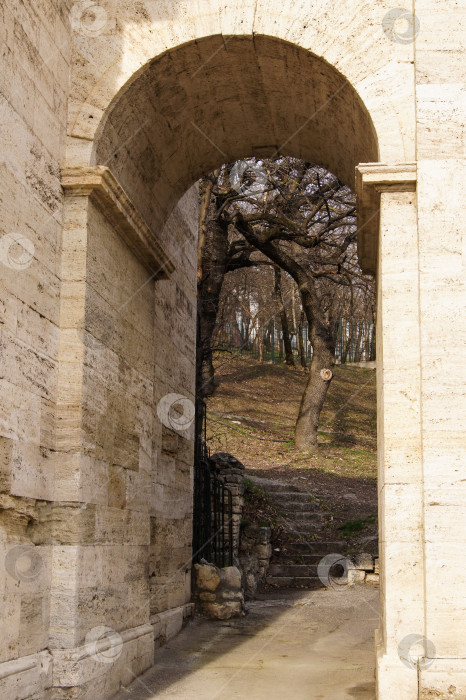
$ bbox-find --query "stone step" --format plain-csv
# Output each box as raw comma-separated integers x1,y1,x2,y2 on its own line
288,528,323,537
248,479,301,493
275,505,321,515
289,511,322,521
271,553,323,566
270,492,314,503
288,524,325,534
268,563,319,577
281,541,346,555
278,513,322,523
266,576,322,589
274,504,320,514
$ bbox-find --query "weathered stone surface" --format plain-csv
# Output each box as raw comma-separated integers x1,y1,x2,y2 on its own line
199,592,216,602
0,2,465,699
220,591,244,602
200,601,243,621
210,453,245,555
239,556,261,596
194,564,221,592
350,553,374,572
219,566,242,591
151,604,193,648
193,563,245,619
239,526,272,597
348,569,366,585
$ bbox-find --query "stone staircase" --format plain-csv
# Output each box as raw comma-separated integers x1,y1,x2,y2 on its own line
248,476,346,589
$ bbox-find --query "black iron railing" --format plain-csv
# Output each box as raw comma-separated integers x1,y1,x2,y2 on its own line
193,399,233,567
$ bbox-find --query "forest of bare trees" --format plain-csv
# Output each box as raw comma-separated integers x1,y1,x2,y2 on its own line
196,157,376,449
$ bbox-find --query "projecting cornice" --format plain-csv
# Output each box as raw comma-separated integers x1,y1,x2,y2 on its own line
61,166,175,279
355,162,417,276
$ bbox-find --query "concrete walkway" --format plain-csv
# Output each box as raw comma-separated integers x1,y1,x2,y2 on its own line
113,585,378,700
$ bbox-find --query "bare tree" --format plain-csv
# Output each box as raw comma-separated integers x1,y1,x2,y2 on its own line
197,157,375,448
196,175,229,397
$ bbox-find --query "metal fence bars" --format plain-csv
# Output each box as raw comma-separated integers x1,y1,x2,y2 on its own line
193,399,233,567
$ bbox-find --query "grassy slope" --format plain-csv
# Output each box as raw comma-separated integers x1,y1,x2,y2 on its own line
206,354,378,553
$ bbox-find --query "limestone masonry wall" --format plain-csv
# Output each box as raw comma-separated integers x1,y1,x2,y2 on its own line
0,1,73,696
0,1,464,699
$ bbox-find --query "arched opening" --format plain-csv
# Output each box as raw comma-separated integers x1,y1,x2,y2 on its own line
95,26,377,666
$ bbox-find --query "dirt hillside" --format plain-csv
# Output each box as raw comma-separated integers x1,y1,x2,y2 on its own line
205,354,378,554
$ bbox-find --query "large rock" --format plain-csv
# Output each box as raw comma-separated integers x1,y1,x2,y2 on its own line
348,568,366,585
219,566,242,590
201,601,243,620
194,563,220,592
193,563,245,619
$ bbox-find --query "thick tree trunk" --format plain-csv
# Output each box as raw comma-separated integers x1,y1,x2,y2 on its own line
294,333,334,449
242,317,250,350
294,290,336,448
196,216,229,398
274,268,295,367
264,322,272,353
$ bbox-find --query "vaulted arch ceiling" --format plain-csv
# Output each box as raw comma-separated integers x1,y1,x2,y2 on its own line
94,35,378,234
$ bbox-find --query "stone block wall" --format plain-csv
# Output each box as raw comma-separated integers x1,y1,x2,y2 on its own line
0,3,201,690
239,525,273,598
0,1,73,695
1,77,198,699
209,452,245,556
149,185,198,630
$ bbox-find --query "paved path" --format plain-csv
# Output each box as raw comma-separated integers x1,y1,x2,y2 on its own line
113,585,378,700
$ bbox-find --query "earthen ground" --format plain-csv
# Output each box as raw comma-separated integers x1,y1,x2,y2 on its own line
207,357,378,553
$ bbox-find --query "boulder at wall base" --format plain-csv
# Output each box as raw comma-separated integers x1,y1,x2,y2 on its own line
201,601,243,620
219,565,242,590
194,564,245,618
194,563,221,592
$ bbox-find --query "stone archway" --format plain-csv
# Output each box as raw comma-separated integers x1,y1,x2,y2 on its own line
57,22,423,698
2,2,464,699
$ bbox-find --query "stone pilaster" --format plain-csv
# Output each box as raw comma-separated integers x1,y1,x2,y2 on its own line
357,163,424,699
